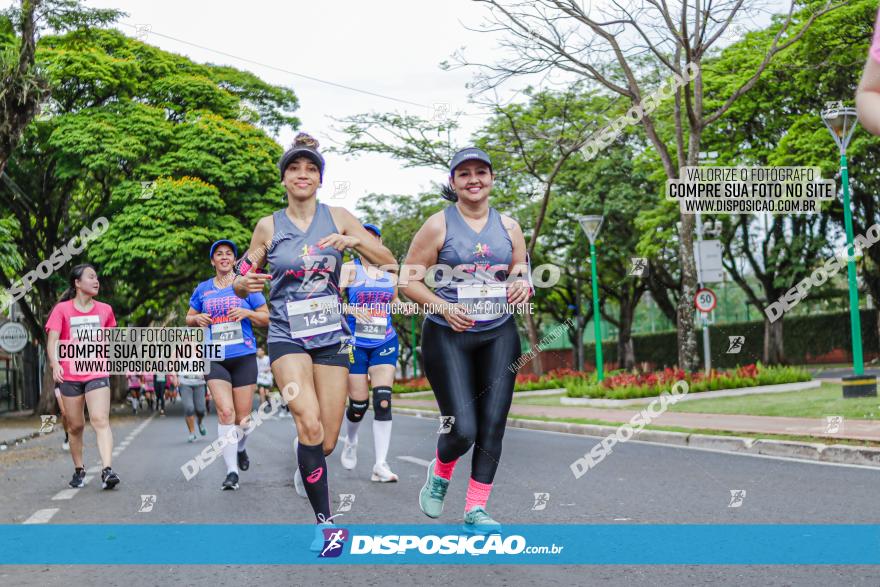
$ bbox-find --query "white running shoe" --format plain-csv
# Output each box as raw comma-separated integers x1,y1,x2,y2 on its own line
340,438,357,470
371,461,399,483
293,437,307,498
294,468,307,498
62,439,69,451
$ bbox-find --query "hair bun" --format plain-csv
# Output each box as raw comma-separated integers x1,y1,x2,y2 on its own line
292,132,319,150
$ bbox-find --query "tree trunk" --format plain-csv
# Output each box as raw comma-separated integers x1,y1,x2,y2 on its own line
578,315,587,371
524,312,542,375
677,213,699,370
617,302,636,371
762,317,785,365
37,360,55,415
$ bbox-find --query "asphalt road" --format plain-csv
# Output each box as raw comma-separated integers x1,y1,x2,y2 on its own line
1,399,878,586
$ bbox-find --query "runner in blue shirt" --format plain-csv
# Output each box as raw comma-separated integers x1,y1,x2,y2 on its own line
186,239,269,490
339,223,400,483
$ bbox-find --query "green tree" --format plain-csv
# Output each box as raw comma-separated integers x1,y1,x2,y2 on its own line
2,27,298,411
698,0,876,362
460,0,848,371
0,0,120,176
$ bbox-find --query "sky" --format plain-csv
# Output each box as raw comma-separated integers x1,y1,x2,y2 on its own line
80,0,511,214
65,0,780,216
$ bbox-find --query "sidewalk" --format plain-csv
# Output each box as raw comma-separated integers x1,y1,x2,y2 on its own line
0,416,43,446
0,404,137,447
395,397,880,443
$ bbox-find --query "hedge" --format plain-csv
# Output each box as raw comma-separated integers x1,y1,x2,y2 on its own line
566,364,812,399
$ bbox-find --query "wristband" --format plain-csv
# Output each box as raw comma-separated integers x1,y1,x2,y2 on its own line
234,255,254,277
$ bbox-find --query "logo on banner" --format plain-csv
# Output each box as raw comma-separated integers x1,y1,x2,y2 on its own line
319,528,349,558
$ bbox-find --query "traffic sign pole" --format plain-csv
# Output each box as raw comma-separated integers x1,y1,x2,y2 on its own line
694,287,717,374
695,214,711,375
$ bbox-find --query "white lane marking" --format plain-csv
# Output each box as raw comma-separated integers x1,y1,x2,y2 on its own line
396,414,880,472
23,509,59,524
83,475,94,485
398,455,431,467
51,489,79,501
86,466,102,474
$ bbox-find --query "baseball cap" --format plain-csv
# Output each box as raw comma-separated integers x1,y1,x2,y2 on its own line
210,239,238,259
449,147,492,176
278,146,325,181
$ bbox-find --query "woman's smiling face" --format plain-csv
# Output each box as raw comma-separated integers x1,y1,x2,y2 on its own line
450,160,494,203
282,157,321,200
211,244,235,273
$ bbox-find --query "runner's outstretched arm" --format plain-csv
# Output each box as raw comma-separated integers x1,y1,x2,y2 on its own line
233,216,274,299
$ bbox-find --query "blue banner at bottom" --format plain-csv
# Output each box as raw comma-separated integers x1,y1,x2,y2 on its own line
2,524,879,564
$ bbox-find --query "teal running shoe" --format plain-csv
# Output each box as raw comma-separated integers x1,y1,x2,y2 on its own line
418,459,449,519
462,506,502,535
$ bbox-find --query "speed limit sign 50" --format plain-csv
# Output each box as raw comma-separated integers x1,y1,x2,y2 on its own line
694,288,717,313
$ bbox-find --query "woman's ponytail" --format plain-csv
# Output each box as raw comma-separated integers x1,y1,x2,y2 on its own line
440,184,458,203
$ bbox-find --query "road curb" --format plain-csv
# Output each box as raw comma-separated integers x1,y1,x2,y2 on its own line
0,429,48,450
394,407,880,468
0,405,149,450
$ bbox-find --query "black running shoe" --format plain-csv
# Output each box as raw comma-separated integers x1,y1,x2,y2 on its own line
237,449,250,471
69,467,86,488
222,472,239,491
101,467,120,490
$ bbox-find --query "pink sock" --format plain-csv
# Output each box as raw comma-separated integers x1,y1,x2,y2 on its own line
465,478,493,512
433,450,458,480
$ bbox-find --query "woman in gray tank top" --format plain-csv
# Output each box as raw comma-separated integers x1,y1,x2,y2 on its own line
402,147,533,533
232,133,396,549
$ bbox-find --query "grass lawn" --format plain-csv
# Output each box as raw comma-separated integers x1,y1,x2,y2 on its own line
667,383,880,420
510,383,880,420
512,393,569,407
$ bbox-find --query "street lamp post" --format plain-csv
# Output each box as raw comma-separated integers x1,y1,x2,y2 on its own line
821,103,875,397
578,215,605,381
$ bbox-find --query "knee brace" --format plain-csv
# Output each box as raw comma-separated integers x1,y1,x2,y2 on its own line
346,398,369,422
372,386,392,421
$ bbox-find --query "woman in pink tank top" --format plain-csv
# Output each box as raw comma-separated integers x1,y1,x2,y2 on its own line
45,263,121,491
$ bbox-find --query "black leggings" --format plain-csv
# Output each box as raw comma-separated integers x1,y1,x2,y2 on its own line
422,317,520,484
